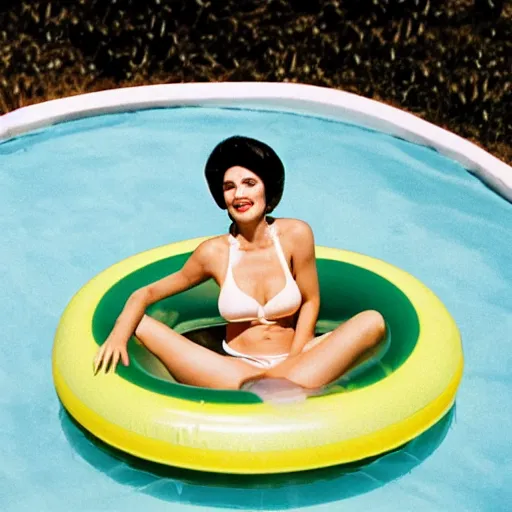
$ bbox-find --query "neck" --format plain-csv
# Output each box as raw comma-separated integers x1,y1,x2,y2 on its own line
232,216,271,248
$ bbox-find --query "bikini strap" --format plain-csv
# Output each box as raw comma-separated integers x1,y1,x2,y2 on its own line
268,224,292,279
227,234,242,266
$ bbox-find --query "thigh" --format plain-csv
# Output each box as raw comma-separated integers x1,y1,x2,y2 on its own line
266,310,385,387
135,315,265,389
263,331,332,377
302,331,332,352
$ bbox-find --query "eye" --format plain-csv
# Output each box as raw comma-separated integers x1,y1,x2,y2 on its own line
223,183,235,191
244,179,256,187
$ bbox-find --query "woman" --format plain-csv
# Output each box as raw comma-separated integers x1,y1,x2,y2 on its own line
94,136,385,392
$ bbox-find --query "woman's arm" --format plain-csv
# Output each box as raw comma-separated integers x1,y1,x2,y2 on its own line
287,221,320,356
94,238,220,373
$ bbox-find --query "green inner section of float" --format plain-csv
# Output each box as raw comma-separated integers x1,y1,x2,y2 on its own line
92,252,420,404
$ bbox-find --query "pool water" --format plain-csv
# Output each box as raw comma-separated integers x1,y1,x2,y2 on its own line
1,107,511,511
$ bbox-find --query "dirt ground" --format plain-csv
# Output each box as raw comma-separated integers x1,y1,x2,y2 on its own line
1,1,510,163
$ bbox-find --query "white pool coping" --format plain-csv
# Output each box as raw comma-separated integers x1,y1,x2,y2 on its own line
1,82,511,203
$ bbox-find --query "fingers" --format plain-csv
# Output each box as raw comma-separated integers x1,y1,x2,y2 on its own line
94,346,113,375
93,344,106,374
93,344,129,375
120,347,130,367
111,351,120,374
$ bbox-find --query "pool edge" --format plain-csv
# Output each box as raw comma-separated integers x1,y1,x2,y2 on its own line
0,82,510,203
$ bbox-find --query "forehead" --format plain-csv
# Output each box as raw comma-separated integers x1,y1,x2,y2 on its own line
223,166,261,182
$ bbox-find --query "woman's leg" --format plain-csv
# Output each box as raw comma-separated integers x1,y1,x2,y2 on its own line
135,315,265,389
265,310,386,389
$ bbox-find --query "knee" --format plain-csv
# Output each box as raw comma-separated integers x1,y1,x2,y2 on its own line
360,310,386,346
134,314,146,338
134,314,153,340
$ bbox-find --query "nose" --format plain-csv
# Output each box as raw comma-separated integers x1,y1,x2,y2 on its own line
234,183,246,198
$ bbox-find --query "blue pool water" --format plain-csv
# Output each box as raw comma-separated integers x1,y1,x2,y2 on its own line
1,107,511,511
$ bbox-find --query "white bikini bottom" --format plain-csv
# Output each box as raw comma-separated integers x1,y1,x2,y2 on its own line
222,332,331,369
222,341,288,368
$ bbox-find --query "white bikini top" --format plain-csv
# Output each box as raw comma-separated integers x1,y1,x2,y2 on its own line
218,224,302,325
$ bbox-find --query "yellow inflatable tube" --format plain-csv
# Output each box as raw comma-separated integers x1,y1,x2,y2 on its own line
53,238,463,474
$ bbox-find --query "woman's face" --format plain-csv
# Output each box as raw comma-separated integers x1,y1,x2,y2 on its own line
223,166,266,223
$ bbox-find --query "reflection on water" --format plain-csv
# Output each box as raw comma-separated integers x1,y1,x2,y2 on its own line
60,405,455,510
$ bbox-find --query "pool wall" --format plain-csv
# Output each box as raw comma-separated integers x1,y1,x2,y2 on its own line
1,82,511,203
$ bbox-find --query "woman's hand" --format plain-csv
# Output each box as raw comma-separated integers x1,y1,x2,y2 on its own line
92,289,149,375
93,333,130,375
91,239,217,375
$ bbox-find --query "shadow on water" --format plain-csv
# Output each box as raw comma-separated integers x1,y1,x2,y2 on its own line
60,406,455,510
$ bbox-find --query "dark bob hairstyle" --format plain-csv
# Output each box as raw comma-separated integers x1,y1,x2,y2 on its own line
204,136,285,213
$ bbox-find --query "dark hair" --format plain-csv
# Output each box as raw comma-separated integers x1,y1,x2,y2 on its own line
204,136,285,213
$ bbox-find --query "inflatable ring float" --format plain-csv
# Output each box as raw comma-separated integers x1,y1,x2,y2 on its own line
52,237,463,474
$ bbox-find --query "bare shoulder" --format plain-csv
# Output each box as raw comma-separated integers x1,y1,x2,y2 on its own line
274,218,314,244
193,235,229,261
